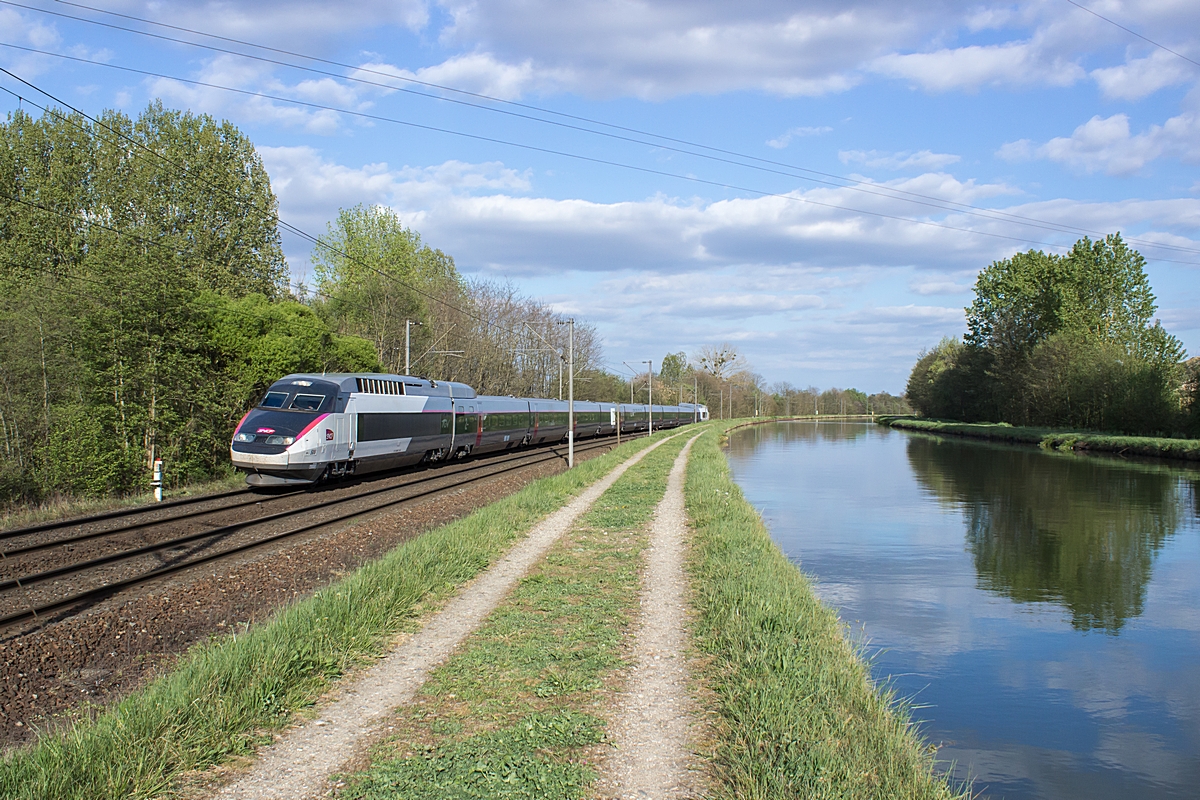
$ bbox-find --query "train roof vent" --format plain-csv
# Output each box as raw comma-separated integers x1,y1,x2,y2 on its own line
356,378,406,395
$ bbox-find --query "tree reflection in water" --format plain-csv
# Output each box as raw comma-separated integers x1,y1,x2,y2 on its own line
905,435,1197,634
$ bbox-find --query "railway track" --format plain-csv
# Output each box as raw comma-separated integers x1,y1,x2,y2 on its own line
0,434,641,631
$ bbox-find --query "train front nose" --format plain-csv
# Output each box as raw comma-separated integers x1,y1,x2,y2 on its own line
230,410,324,486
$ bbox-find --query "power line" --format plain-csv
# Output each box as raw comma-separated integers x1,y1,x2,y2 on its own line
3,0,1197,256
0,70,560,339
1064,0,1200,70
5,54,1197,265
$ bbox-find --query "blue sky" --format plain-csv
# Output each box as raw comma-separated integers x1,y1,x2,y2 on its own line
1,0,1197,393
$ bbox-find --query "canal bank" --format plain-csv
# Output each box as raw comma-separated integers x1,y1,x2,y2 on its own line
727,419,1200,800
0,421,963,799
880,417,1200,462
687,421,963,799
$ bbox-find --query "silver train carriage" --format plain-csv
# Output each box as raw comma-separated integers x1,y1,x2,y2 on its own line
230,373,706,487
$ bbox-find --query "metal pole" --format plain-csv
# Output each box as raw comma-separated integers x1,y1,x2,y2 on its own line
694,375,698,423
568,319,575,468
405,320,411,375
645,360,652,435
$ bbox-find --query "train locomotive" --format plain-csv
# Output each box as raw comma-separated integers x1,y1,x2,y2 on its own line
230,372,709,487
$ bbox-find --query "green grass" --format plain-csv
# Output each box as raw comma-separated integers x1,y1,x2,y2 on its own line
0,433,672,800
687,421,966,800
884,417,1200,461
336,433,692,800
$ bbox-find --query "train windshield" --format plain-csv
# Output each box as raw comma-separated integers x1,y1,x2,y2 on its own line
290,394,325,411
260,391,289,408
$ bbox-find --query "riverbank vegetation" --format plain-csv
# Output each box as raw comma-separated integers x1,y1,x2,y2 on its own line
0,433,664,799
881,417,1200,462
906,235,1197,438
687,423,963,799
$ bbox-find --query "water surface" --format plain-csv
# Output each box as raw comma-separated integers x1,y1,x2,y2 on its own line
726,421,1200,800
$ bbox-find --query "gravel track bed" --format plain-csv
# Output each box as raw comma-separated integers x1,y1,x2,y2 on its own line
0,446,602,621
0,438,622,751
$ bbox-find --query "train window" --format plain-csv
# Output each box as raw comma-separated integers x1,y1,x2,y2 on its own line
290,394,325,411
260,391,288,408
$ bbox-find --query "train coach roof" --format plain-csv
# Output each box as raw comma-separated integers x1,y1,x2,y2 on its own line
272,373,477,399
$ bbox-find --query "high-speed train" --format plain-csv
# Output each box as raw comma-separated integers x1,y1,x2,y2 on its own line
230,373,709,487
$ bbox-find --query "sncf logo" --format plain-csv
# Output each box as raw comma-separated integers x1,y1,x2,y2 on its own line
325,429,334,441
256,427,275,434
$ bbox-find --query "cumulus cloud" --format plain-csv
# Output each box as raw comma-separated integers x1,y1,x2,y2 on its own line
998,112,1200,175
767,126,834,149
148,54,373,135
870,41,1086,91
839,149,960,171
129,0,428,48
1092,50,1198,101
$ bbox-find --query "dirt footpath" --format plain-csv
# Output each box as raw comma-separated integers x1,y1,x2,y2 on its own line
211,435,678,800
596,432,706,799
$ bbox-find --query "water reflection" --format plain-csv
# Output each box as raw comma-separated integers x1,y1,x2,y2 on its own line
725,422,1200,800
905,436,1190,634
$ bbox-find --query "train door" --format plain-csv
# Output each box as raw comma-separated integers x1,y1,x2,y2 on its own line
346,396,358,458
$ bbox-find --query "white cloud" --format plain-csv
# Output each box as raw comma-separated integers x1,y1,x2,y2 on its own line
839,149,961,171
148,55,371,135
1092,50,1198,101
998,112,1200,175
870,41,1086,91
353,54,562,101
767,126,833,149
133,0,429,46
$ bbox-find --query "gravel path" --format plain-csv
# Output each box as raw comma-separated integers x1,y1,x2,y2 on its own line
212,435,677,800
598,432,706,800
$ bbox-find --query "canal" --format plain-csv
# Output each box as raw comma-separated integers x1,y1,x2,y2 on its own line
726,421,1200,800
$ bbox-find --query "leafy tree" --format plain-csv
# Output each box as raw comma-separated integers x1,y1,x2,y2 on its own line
313,205,463,373
910,235,1187,434
659,352,688,386
0,103,375,503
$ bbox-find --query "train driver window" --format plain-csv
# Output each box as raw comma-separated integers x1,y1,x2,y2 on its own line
290,394,325,411
260,391,288,408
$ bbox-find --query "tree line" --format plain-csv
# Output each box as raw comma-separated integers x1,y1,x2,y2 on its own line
906,234,1199,437
1,102,906,507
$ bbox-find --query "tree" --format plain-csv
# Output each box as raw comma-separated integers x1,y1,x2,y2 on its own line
313,204,464,374
909,234,1187,433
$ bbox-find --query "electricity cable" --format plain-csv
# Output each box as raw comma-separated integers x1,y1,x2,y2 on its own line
1064,0,1200,70
4,57,1197,265
0,74,566,339
2,0,1196,255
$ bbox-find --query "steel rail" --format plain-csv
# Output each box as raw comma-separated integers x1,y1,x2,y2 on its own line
0,488,250,541
0,433,643,629
0,437,603,559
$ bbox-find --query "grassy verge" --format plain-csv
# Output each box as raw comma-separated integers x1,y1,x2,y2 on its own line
336,432,692,799
0,472,245,531
0,433,669,800
688,421,965,800
882,417,1200,461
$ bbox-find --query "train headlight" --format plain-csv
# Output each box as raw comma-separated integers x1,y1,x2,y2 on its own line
265,435,295,445
234,432,255,442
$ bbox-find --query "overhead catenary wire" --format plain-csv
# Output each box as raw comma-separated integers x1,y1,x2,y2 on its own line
1063,0,1200,70
0,73,571,341
2,0,1197,257
4,58,1198,267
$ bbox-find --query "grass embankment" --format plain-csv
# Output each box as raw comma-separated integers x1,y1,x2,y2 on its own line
0,433,666,800
337,432,691,799
879,416,1200,461
687,423,964,799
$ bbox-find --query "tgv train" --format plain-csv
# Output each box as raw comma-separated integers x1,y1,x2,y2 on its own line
230,373,709,487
